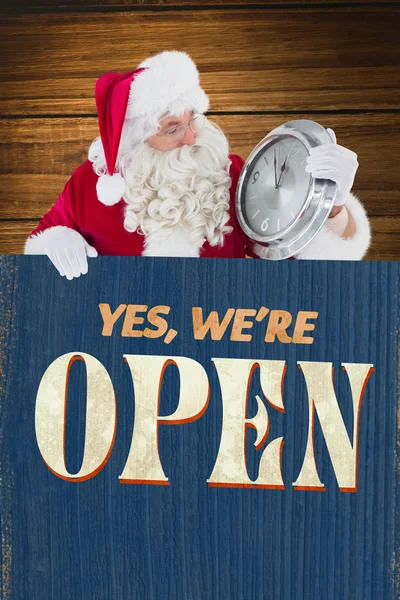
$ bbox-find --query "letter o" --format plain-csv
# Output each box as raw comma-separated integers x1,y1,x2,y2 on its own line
35,352,116,481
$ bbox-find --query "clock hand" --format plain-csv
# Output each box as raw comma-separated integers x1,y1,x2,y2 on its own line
277,161,286,188
274,148,278,188
277,145,293,188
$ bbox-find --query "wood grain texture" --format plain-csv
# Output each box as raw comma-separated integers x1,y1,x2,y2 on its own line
1,257,398,599
1,7,399,114
2,67,399,115
3,1,400,7
0,217,397,259
0,114,398,216
0,256,15,600
0,4,399,260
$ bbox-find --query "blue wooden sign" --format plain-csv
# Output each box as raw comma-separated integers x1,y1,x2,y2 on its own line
0,256,399,599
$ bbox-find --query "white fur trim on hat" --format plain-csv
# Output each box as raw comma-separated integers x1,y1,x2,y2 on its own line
96,172,126,206
127,51,209,120
295,192,371,260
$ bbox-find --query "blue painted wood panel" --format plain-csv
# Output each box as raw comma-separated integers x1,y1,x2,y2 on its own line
0,256,399,599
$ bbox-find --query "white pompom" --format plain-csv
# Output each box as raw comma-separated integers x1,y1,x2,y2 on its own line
96,173,126,206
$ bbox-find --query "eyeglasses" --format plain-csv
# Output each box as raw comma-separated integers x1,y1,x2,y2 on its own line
156,113,206,144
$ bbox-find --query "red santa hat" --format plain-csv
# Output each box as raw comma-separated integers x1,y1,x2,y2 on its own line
94,50,210,206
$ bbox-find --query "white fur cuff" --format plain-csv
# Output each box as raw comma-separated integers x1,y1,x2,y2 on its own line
24,225,74,254
295,192,371,261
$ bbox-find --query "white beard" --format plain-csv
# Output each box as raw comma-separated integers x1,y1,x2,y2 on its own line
121,118,233,257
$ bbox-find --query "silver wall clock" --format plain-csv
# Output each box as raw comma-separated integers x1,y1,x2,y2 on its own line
235,119,338,259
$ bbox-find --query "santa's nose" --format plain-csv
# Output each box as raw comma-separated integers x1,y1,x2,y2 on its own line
179,126,196,146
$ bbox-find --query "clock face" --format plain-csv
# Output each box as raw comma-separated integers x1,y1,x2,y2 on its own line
241,135,312,238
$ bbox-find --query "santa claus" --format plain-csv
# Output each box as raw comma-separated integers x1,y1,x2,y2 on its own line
24,51,371,279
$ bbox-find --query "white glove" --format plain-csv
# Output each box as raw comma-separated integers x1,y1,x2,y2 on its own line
44,227,98,280
305,128,359,206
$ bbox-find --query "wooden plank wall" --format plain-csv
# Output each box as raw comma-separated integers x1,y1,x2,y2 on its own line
0,1,399,260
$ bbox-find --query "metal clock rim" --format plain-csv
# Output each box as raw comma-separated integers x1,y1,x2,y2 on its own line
235,120,338,259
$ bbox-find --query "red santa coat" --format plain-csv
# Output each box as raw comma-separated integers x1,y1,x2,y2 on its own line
26,154,371,260
28,154,250,258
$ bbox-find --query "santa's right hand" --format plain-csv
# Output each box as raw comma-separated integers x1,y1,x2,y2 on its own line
44,227,98,280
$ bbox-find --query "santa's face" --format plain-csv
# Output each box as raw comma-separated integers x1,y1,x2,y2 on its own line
122,116,234,257
146,110,198,151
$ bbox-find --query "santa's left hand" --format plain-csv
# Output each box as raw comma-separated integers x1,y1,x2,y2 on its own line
305,128,359,206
